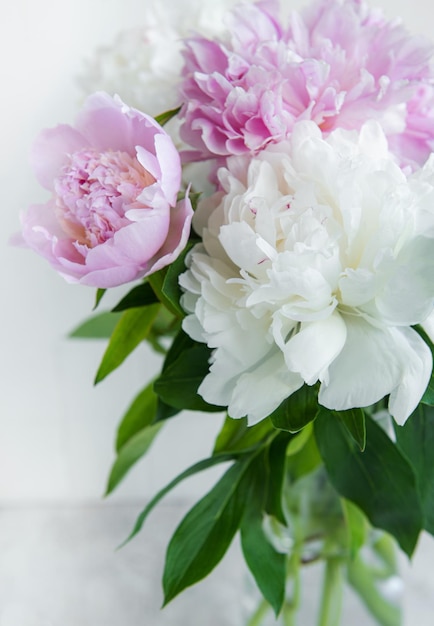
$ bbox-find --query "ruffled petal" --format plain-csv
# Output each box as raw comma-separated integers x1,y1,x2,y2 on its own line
318,316,430,420
210,350,303,424
388,327,432,425
30,126,89,190
284,312,347,385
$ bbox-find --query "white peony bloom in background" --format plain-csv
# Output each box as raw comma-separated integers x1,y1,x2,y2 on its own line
180,121,434,425
78,0,245,116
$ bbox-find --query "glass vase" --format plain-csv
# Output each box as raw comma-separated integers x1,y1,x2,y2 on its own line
243,466,402,626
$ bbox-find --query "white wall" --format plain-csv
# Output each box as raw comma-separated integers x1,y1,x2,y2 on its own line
0,0,230,504
2,0,434,505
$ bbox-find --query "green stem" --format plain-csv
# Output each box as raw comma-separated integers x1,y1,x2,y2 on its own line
372,534,398,573
246,598,270,626
281,549,302,626
247,549,302,626
347,556,401,626
318,557,344,626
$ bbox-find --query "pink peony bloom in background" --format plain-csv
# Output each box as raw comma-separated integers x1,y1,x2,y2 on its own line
179,0,434,168
18,92,193,288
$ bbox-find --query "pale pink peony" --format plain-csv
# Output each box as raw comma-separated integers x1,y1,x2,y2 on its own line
18,92,193,288
179,0,434,168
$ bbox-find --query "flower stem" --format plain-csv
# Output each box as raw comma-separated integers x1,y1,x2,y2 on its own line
281,549,302,626
317,557,344,626
246,598,270,626
347,555,401,626
245,547,302,626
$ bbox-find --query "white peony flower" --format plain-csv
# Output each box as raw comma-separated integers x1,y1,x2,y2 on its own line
78,0,245,116
179,121,434,425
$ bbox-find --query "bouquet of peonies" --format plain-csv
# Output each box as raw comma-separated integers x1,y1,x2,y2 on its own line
15,0,434,623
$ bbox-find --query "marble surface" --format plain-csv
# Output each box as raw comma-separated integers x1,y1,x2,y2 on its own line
0,502,245,626
0,502,432,625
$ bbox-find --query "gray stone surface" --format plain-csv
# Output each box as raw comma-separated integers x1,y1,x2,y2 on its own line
0,503,246,626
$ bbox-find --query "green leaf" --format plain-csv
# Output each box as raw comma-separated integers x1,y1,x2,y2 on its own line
162,457,254,605
154,343,224,412
148,241,196,318
187,191,201,211
337,408,366,452
286,425,322,482
69,311,122,339
240,442,288,616
159,241,197,316
155,399,180,422
123,453,236,545
94,288,106,310
161,328,195,371
105,382,162,495
394,404,434,535
115,381,158,453
286,422,313,457
315,408,423,556
95,304,160,383
341,498,368,559
148,270,179,317
266,435,291,524
145,308,180,356
269,385,318,432
153,332,195,416
421,378,434,406
111,282,159,312
148,307,179,337
154,106,181,126
213,415,274,455
106,423,162,495
241,512,285,616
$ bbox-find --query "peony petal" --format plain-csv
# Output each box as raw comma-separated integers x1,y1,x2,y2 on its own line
284,312,347,385
154,132,182,206
78,265,142,288
339,268,379,308
388,327,432,425
146,197,193,274
135,146,160,181
422,310,434,343
85,215,170,272
30,125,89,190
198,347,251,409
375,236,434,326
75,92,136,153
76,92,167,155
219,221,273,275
318,315,422,414
229,351,303,425
198,347,303,424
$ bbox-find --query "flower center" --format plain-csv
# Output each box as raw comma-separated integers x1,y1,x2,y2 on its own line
54,148,155,246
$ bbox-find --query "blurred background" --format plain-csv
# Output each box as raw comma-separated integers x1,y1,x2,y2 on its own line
1,0,434,623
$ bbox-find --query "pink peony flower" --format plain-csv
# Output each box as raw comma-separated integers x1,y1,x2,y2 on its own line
18,92,193,288
179,0,434,168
